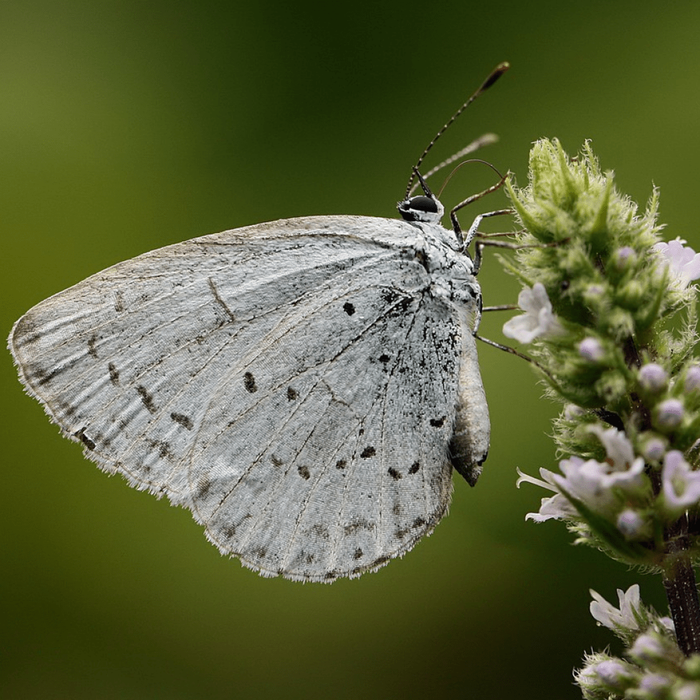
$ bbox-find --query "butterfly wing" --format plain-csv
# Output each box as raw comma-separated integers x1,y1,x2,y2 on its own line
9,215,481,581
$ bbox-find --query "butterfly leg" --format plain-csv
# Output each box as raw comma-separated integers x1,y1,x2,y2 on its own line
449,174,509,248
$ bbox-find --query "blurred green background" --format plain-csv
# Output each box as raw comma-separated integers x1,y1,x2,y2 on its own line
3,2,700,699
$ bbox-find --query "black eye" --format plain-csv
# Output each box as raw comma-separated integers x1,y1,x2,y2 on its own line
408,196,438,213
397,195,439,222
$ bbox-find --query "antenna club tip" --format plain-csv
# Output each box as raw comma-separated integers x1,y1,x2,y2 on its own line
481,62,511,91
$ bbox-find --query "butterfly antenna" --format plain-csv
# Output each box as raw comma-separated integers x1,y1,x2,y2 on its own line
404,62,510,200
407,133,499,197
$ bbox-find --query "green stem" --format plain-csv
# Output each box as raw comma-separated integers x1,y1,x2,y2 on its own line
663,515,700,656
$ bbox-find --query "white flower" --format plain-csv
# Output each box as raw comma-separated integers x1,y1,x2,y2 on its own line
589,584,642,632
588,426,635,470
516,427,647,522
516,468,577,522
653,237,700,289
553,457,619,513
661,451,700,514
502,283,564,343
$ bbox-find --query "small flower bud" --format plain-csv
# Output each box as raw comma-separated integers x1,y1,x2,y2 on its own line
583,284,606,305
578,337,604,362
674,682,700,700
614,246,637,269
639,673,671,696
595,659,636,690
683,655,700,677
685,366,700,393
640,434,667,462
564,404,585,420
639,363,668,392
616,509,648,539
655,399,684,430
628,633,666,664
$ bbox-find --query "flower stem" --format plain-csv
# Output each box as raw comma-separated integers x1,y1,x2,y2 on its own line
663,515,700,656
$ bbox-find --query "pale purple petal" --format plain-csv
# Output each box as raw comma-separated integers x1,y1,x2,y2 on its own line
588,426,635,470
590,585,641,631
662,451,700,512
654,238,700,288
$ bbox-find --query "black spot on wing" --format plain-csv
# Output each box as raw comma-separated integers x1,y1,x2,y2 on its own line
196,478,212,499
343,302,355,316
360,446,376,459
136,385,157,414
409,461,420,474
429,416,445,428
108,362,120,385
33,365,61,387
335,459,347,470
170,412,193,430
287,386,298,401
344,518,375,535
298,465,311,480
309,524,330,540
388,467,402,480
145,438,174,461
243,372,257,393
74,427,96,451
87,334,98,359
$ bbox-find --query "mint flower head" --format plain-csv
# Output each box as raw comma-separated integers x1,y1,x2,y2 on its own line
499,137,700,695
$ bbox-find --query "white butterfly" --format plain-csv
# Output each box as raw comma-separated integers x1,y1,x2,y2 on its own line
8,65,508,582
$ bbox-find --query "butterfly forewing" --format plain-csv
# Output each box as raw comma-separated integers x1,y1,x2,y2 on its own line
9,214,487,581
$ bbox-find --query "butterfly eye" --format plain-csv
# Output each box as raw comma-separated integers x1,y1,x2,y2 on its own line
408,196,438,213
397,195,441,222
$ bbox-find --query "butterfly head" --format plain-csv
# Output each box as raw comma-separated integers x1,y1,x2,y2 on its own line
398,170,445,225
397,194,444,224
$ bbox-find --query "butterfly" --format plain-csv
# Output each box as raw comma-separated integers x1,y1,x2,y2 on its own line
8,63,508,582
